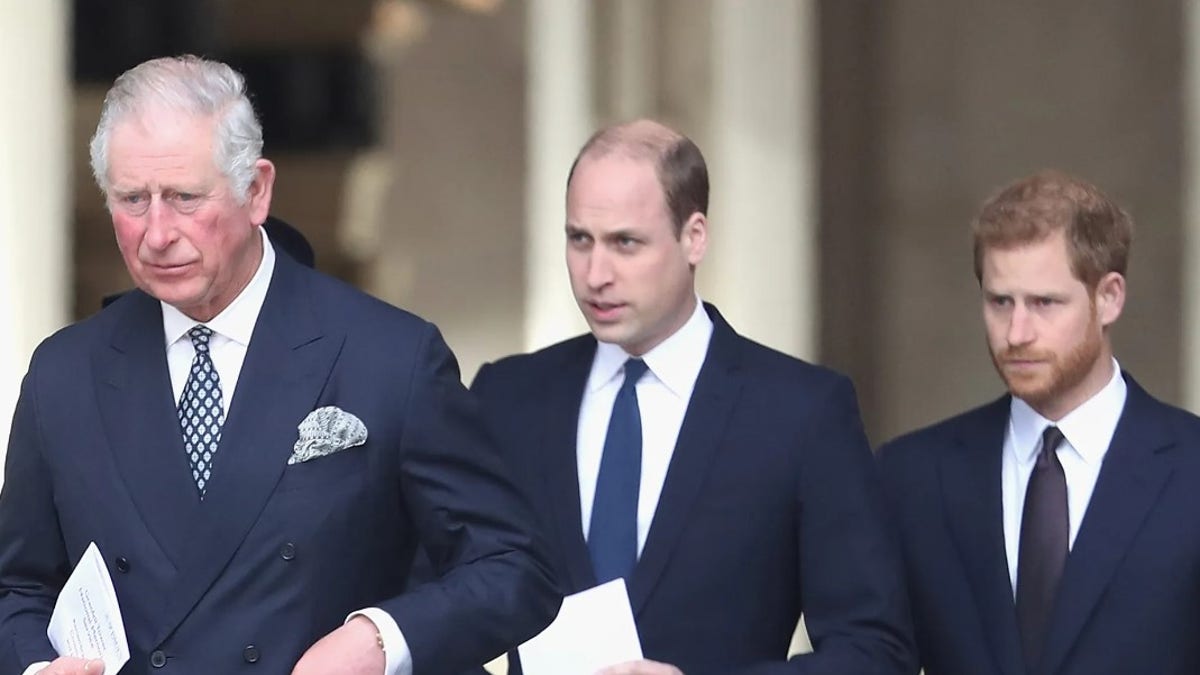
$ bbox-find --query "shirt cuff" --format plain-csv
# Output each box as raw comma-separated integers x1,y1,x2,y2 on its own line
347,608,411,675
23,663,49,675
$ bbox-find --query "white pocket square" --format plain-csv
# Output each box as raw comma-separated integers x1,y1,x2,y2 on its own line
289,406,368,465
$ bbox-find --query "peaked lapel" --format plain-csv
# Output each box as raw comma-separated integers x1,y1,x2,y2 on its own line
95,292,203,567
1040,376,1174,675
628,304,742,614
538,338,599,593
152,254,345,643
940,396,1025,675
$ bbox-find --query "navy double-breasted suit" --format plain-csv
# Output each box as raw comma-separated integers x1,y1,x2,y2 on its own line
0,251,559,674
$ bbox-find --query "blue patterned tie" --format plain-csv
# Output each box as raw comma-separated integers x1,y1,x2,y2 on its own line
589,358,649,584
178,325,225,497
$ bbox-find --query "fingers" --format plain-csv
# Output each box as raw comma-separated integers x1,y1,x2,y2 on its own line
595,660,683,675
40,657,104,675
600,658,686,672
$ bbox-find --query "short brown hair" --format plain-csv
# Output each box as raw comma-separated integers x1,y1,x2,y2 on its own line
972,169,1133,288
567,119,709,237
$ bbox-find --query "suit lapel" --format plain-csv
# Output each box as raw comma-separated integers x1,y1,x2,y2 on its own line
95,292,201,567
540,339,599,593
940,397,1025,675
628,305,741,614
1041,377,1174,675
152,255,345,643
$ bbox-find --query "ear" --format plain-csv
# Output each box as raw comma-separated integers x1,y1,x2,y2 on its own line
246,158,276,226
681,212,708,266
1093,271,1126,328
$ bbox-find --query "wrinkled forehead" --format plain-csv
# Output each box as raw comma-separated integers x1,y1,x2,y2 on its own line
105,113,221,185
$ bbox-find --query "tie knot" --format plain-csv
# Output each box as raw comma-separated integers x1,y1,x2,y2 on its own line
622,359,648,391
1040,425,1065,457
188,325,214,352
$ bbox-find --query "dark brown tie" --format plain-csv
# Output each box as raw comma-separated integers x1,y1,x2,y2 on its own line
1015,425,1068,672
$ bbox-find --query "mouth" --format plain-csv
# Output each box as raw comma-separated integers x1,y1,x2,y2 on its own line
1001,358,1047,371
586,300,626,321
144,261,195,276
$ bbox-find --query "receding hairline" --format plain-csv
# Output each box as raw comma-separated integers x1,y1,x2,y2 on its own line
569,119,688,181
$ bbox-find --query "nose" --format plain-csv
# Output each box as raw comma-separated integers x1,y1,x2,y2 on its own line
141,197,178,252
586,249,613,290
1006,304,1035,347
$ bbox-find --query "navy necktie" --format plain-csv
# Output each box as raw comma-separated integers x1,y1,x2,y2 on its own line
177,325,225,498
589,358,649,584
1016,425,1068,671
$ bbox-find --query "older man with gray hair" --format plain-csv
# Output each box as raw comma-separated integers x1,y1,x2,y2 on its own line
0,55,558,675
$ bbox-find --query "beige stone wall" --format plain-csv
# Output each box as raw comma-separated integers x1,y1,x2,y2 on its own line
367,1,527,381
820,0,1185,443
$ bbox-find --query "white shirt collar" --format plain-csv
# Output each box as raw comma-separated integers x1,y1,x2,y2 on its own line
1009,357,1127,465
587,296,714,396
162,226,276,347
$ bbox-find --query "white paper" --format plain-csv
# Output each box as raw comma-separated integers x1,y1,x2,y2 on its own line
518,578,643,675
47,542,130,673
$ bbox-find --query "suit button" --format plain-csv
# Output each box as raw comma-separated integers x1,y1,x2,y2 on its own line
243,645,260,663
115,557,130,573
150,650,167,668
280,542,296,561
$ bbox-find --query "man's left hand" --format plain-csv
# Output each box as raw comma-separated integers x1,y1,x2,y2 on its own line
596,660,684,675
292,615,386,675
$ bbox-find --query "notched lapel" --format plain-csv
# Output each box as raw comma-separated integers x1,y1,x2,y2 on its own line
628,308,740,615
940,398,1025,675
1041,380,1174,675
541,341,598,593
95,292,199,568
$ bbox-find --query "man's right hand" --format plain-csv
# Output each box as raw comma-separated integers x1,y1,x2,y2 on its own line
37,657,104,675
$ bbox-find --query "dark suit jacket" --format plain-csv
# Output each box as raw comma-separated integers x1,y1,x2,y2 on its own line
472,304,914,675
0,251,560,674
877,374,1200,675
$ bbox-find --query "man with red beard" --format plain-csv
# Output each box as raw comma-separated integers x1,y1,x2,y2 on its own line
878,170,1200,675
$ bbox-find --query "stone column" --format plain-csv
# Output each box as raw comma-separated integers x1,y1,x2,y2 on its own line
524,0,592,350
705,0,817,361
0,0,70,466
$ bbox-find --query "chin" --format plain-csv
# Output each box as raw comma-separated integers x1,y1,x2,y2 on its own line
1005,377,1057,406
146,284,204,310
591,325,634,349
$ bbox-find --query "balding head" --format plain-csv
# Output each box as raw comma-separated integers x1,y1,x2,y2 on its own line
568,119,708,237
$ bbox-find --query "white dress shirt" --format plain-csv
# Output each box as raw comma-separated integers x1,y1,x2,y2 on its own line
26,229,408,675
161,227,276,410
577,298,713,557
1002,358,1126,595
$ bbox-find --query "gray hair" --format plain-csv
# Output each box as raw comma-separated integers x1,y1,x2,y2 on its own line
89,55,264,203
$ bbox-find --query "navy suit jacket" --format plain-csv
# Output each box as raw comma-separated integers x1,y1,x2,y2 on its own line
0,252,559,674
471,304,915,675
878,374,1200,675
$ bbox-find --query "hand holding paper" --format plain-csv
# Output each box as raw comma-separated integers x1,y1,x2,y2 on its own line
594,659,684,675
518,578,643,675
46,542,130,674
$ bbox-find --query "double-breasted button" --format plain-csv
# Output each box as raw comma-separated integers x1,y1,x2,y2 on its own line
243,645,260,663
279,542,296,561
149,650,167,668
115,557,130,573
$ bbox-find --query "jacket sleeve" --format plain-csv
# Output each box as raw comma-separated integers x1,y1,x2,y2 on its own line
748,375,917,675
0,354,70,672
375,325,561,674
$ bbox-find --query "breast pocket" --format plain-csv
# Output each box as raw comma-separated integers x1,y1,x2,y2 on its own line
275,443,369,493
